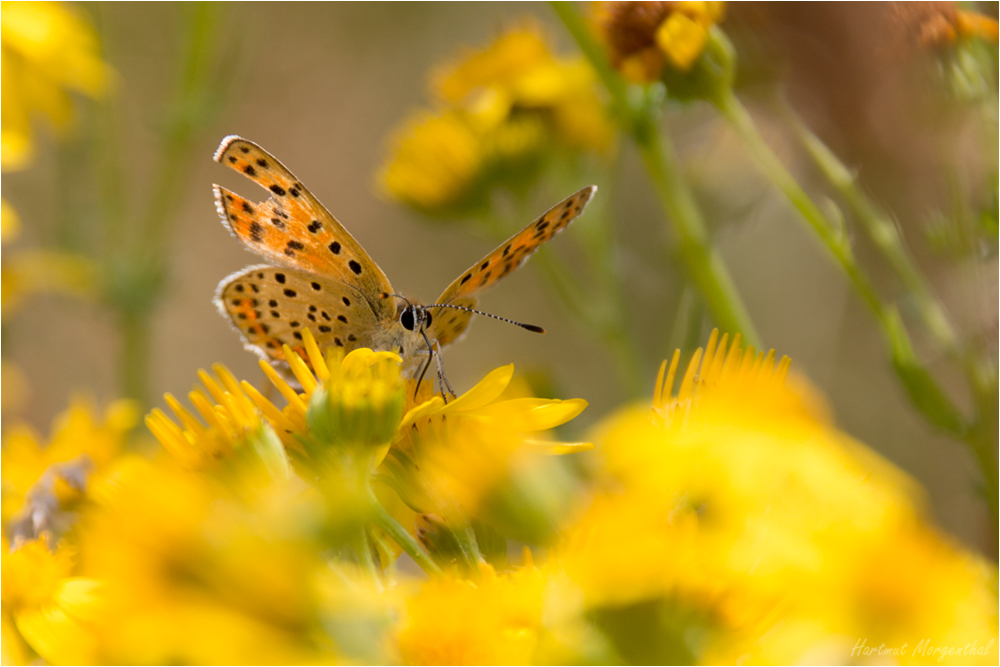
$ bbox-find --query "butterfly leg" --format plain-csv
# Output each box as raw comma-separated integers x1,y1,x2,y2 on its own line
419,330,457,402
414,348,434,400
430,338,457,401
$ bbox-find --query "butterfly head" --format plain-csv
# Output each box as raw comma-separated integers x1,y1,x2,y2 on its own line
381,292,433,335
399,303,432,333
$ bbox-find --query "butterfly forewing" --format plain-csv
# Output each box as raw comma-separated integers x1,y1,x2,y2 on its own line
427,185,596,345
213,136,394,321
216,265,383,364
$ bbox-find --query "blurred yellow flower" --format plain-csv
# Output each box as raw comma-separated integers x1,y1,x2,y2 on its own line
2,534,104,665
557,330,998,664
380,25,613,216
398,560,548,665
432,25,612,152
2,398,137,537
6,324,996,664
379,110,483,213
1,248,98,313
1,197,20,241
72,455,363,664
1,0,110,170
594,1,725,82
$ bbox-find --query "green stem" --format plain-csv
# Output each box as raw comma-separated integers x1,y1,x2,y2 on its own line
96,3,230,405
633,121,760,347
715,89,881,311
714,87,966,437
967,364,999,521
142,3,229,256
354,527,382,587
781,101,961,357
368,492,441,576
550,1,760,348
120,308,150,408
778,99,997,519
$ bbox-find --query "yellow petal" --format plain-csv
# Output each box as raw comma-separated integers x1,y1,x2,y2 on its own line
524,438,595,454
2,614,33,666
399,396,446,430
443,364,514,414
14,602,99,665
474,397,588,430
342,347,402,373
655,12,709,71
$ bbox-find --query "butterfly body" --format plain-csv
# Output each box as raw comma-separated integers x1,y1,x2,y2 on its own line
212,135,595,375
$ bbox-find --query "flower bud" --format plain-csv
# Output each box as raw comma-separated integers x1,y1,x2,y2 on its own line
306,349,405,453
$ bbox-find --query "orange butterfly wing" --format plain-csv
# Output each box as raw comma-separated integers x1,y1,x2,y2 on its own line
213,135,394,321
428,186,597,346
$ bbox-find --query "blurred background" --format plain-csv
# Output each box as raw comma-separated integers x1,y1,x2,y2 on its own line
3,2,997,555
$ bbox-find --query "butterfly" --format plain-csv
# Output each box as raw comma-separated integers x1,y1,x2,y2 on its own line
212,135,596,388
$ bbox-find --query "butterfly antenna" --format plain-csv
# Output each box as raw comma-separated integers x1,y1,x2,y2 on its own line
424,304,545,334
380,292,412,307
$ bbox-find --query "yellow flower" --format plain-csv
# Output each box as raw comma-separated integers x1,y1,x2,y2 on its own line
378,109,484,213
380,25,613,215
307,346,406,453
1,248,98,313
2,534,104,665
1,1,110,170
144,362,290,475
436,25,613,152
397,559,548,665
149,329,592,568
557,330,998,664
148,331,406,481
2,398,137,536
380,363,590,526
433,27,553,104
75,455,348,664
595,1,726,82
160,327,589,488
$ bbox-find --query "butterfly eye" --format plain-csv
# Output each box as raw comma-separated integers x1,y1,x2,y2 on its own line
424,312,432,328
400,309,415,331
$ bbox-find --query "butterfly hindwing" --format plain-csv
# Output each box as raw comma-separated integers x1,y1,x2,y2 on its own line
215,265,384,364
213,135,394,320
428,186,596,345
